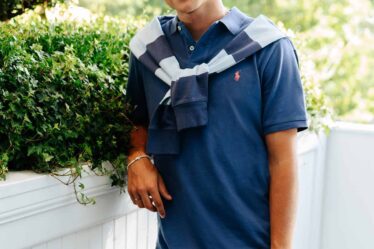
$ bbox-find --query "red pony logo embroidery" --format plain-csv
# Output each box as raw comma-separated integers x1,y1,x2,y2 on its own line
234,70,240,81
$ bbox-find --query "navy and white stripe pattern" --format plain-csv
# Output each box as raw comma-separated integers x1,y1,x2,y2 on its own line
129,14,288,155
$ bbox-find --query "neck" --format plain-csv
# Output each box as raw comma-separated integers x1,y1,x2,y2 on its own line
176,1,228,41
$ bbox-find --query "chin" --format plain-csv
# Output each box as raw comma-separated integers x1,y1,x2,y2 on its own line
165,0,203,13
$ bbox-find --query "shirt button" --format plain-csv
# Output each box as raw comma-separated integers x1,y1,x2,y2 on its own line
189,45,195,51
177,25,181,31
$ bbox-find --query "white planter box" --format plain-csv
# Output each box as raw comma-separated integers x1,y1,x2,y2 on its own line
0,163,158,249
0,130,325,249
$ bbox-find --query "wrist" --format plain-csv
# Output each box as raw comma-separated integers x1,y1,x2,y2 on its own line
126,154,153,170
128,149,147,161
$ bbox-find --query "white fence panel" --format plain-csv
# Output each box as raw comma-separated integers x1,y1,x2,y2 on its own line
320,122,374,249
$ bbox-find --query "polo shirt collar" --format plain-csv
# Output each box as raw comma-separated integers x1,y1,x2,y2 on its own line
169,14,179,34
218,6,248,35
169,6,247,36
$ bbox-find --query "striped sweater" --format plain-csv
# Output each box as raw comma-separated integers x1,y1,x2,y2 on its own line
129,14,289,155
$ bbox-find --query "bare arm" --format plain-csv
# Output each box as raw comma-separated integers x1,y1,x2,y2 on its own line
126,125,172,218
265,128,299,249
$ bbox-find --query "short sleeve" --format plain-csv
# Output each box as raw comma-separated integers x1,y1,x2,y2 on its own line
259,37,309,135
125,52,149,126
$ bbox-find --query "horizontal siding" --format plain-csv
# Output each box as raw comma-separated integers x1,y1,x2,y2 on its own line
30,210,158,249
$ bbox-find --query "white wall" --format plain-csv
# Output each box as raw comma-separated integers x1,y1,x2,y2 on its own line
292,130,327,249
320,122,374,249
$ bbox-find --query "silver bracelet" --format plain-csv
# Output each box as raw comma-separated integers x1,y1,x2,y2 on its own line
127,154,153,170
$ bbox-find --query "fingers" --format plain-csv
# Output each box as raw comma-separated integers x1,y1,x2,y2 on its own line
129,190,145,208
139,189,157,212
129,187,168,218
135,195,145,208
127,171,172,217
128,184,157,211
149,188,166,218
158,173,173,200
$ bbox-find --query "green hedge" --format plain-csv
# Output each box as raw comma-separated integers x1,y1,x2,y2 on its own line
0,9,143,203
0,0,64,21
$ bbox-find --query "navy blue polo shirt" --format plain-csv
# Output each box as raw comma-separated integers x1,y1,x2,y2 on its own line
126,6,309,249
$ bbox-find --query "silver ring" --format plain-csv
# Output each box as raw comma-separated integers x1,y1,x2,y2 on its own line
134,196,151,202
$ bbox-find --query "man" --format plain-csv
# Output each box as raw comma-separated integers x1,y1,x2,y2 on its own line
125,0,309,248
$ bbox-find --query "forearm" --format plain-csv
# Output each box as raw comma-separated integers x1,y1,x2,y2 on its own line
269,157,298,249
127,125,149,160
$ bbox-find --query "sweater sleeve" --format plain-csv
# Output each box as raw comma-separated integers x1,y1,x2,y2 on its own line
125,51,150,127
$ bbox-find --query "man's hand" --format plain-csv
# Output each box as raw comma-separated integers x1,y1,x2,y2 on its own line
127,153,172,218
126,125,172,218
